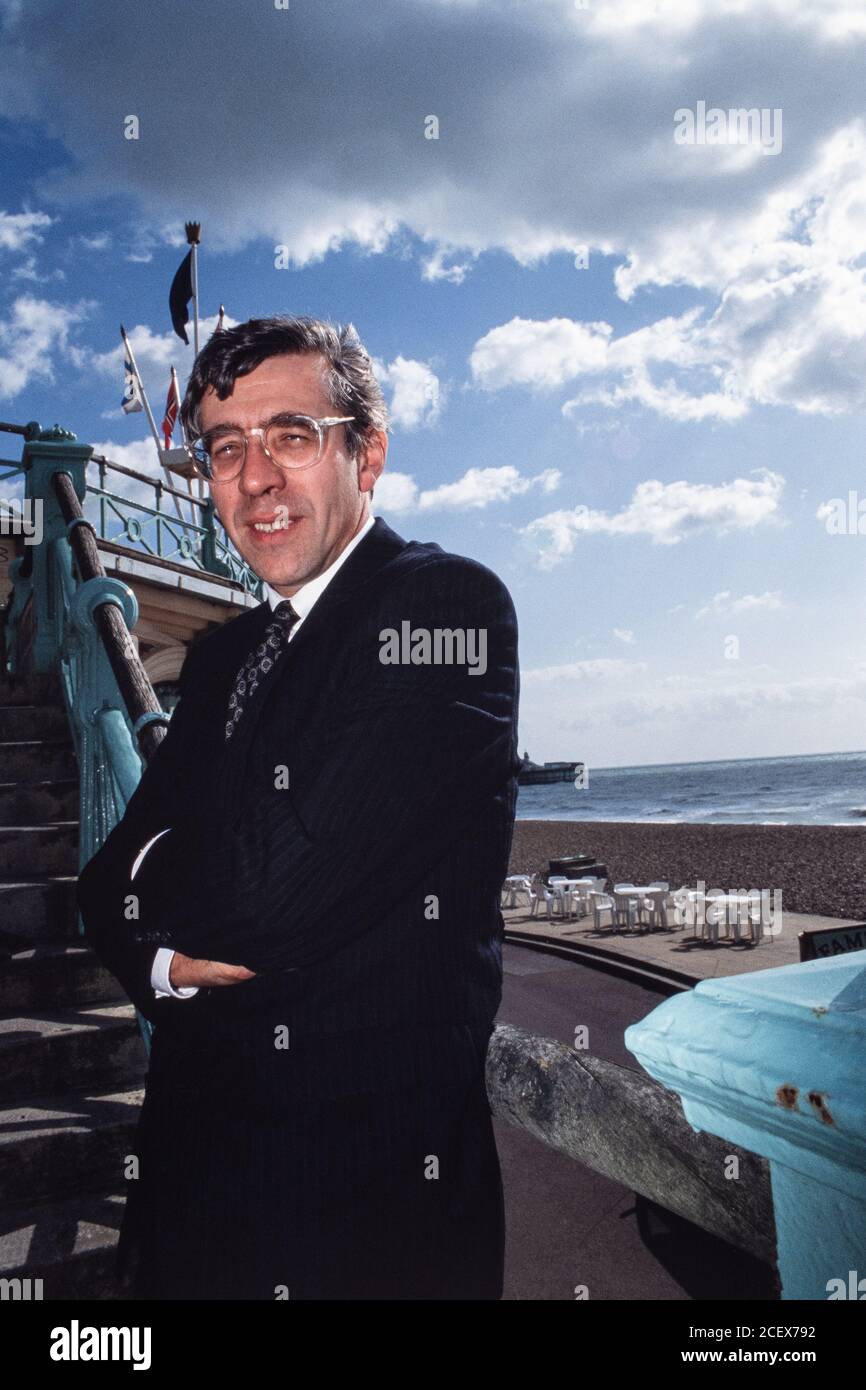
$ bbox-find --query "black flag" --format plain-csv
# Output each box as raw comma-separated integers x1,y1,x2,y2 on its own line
169,249,194,344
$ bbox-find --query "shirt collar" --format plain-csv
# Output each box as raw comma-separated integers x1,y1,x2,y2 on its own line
262,512,375,621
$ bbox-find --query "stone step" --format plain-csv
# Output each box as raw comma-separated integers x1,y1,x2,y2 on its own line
0,823,78,876
0,704,70,741
0,1189,127,1299
0,671,63,707
0,876,78,941
0,779,77,823
0,941,125,1012
0,1084,142,1211
0,740,77,782
0,1004,148,1104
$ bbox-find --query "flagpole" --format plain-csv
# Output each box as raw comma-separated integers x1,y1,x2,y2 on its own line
120,325,185,525
171,366,186,446
186,222,201,357
169,366,198,519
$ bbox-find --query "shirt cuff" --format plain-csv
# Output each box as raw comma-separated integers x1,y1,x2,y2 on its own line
152,946,199,999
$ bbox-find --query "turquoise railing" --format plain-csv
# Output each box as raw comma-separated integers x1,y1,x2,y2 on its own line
87,451,262,596
1,421,261,1050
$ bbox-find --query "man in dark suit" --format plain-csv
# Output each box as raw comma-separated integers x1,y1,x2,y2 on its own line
76,315,521,1300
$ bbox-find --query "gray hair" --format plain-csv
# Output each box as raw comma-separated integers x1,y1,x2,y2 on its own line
180,314,389,460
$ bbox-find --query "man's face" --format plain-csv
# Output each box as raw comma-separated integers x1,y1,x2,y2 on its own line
198,352,386,596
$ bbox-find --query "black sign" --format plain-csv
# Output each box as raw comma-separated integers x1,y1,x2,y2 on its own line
799,924,866,961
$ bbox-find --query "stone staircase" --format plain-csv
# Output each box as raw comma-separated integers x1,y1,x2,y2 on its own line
0,670,147,1299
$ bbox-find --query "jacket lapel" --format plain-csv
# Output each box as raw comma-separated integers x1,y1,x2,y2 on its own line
214,516,410,809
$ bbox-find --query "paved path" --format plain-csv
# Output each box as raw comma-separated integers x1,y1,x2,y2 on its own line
501,901,861,982
495,943,778,1300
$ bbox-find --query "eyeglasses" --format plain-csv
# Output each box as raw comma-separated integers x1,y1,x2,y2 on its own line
188,413,356,482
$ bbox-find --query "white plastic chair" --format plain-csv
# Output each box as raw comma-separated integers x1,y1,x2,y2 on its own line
521,875,547,918
542,885,571,924
612,889,641,931
501,875,532,909
565,883,591,920
701,894,726,944
589,891,615,932
510,877,538,914
644,890,681,931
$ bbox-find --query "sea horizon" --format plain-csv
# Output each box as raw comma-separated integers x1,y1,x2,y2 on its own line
516,748,866,826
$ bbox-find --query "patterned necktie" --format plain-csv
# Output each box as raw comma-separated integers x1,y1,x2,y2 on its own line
225,599,300,742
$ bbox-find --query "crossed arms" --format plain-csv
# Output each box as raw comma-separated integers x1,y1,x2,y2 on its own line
76,556,520,1025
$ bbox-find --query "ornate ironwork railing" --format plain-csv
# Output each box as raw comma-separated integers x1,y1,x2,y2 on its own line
0,420,262,1050
2,422,183,1045
0,418,261,851
87,452,262,597
3,417,261,861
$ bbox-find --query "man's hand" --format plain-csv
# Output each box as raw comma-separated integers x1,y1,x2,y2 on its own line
169,952,256,989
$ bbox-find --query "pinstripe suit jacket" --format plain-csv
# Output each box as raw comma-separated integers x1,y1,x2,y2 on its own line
76,515,521,1298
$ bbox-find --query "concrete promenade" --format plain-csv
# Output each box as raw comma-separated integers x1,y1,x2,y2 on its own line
501,901,862,983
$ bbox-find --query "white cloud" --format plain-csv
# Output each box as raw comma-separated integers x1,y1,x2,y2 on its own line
374,355,443,430
613,628,635,644
0,209,52,253
1,0,859,297
521,469,784,567
82,312,237,392
375,471,420,513
469,309,747,423
518,652,866,764
420,246,476,284
583,0,866,42
522,657,644,684
376,463,560,514
75,232,110,250
3,0,866,428
470,317,612,391
0,294,87,400
462,121,866,421
10,256,65,284
696,590,784,618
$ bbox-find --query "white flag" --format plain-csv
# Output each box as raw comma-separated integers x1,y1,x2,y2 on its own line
121,356,144,414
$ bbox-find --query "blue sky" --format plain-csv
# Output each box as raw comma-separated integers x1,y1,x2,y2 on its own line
2,0,866,767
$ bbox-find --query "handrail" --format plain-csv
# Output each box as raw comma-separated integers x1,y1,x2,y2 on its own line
52,470,169,765
85,452,262,598
89,451,209,508
486,1023,777,1268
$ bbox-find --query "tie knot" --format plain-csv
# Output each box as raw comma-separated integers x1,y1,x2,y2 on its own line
273,599,299,630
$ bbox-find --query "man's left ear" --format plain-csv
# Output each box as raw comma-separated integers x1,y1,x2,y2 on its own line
357,428,387,496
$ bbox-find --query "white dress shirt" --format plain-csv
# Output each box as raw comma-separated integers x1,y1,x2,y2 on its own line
150,512,376,1000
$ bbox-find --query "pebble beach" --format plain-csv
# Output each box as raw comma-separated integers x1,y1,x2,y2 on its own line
508,819,866,921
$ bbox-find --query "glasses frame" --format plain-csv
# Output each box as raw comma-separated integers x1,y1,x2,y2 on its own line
188,413,357,482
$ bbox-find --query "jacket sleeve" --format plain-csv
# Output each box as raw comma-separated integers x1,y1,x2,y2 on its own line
128,558,521,973
75,641,209,1022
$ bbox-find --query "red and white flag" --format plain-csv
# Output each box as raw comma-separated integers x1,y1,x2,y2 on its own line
161,371,181,449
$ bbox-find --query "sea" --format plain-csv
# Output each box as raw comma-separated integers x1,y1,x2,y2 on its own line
516,750,866,826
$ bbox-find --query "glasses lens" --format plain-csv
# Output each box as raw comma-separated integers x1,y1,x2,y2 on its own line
191,439,212,474
202,433,245,480
266,417,321,469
